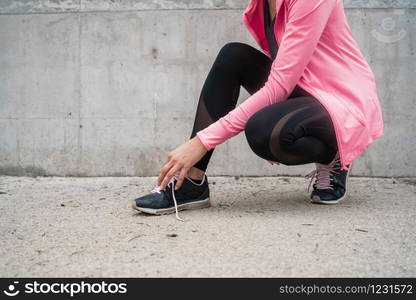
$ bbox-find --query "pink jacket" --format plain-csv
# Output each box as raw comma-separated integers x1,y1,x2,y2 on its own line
196,0,384,171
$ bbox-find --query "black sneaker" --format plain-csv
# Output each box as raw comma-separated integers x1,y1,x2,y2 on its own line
305,154,353,204
132,172,210,221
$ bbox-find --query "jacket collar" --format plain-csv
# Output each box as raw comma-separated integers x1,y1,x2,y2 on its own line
242,0,285,55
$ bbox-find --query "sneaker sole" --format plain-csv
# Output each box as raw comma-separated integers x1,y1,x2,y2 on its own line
131,198,211,215
310,162,353,205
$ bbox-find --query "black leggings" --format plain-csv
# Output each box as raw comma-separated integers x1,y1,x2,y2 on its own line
189,42,338,172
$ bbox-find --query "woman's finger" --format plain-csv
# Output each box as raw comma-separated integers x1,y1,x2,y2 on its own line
174,166,190,190
159,164,181,190
157,159,174,186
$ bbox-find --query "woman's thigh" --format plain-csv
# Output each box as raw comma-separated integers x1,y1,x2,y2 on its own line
244,96,338,164
213,42,272,94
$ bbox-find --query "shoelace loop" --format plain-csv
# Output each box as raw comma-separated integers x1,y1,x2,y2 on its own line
151,171,184,222
305,158,341,192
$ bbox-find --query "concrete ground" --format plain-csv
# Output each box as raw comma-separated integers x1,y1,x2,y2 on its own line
0,175,415,277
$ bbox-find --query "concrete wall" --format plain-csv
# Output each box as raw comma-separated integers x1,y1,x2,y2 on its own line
0,0,415,177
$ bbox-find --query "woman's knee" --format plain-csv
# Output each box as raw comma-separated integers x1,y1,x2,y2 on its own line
245,108,299,162
214,42,252,68
244,111,271,159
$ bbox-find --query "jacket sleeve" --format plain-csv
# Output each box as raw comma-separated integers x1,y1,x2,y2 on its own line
196,0,337,150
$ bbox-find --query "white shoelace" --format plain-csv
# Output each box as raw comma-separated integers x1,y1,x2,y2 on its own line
150,172,206,222
305,158,341,192
150,171,184,221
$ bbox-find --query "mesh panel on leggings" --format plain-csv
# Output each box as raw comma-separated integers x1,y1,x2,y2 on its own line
268,100,338,165
191,95,215,133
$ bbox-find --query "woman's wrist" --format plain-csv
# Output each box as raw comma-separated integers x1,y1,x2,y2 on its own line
193,134,209,152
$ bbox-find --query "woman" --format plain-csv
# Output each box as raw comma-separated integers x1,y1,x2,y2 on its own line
132,0,384,220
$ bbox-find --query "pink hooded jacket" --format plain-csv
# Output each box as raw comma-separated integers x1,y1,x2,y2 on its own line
196,0,384,171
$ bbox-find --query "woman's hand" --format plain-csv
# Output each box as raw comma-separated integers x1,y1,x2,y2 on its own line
157,136,208,191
